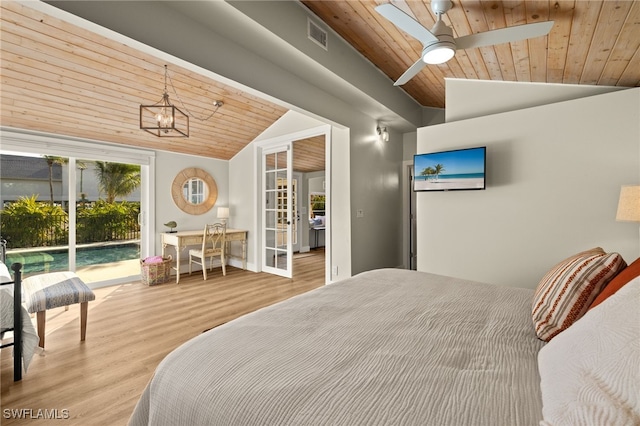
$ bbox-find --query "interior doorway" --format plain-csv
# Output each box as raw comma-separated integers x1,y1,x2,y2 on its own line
403,160,417,270
257,127,329,283
292,136,325,282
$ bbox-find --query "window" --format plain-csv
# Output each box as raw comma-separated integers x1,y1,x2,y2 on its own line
309,193,325,219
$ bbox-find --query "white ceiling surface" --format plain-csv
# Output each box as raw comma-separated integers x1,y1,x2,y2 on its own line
42,0,424,133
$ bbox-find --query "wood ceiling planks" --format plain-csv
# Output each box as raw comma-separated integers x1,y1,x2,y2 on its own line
0,1,293,163
302,0,640,108
2,0,638,170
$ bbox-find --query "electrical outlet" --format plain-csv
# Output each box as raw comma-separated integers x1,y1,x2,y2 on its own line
356,209,364,218
332,266,338,276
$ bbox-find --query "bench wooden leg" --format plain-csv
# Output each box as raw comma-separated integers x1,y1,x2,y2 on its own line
36,311,46,348
80,302,88,341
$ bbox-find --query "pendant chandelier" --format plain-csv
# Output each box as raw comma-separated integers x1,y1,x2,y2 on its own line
140,65,189,137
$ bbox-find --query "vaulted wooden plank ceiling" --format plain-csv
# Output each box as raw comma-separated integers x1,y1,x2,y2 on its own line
1,1,326,173
301,0,639,108
0,2,292,161
1,1,638,173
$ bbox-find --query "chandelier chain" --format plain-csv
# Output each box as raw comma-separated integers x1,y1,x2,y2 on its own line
165,68,223,122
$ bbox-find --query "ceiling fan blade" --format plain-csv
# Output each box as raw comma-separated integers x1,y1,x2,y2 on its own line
375,3,438,45
455,21,554,50
389,0,418,20
394,58,427,86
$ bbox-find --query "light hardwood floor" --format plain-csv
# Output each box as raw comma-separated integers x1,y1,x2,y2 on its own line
1,250,325,425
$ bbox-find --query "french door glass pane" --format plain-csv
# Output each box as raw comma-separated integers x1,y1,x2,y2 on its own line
276,151,287,168
262,145,291,278
265,153,276,171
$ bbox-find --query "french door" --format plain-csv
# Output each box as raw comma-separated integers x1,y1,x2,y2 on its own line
262,144,292,278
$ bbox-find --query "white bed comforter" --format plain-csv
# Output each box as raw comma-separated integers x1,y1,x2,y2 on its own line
129,269,545,426
0,263,39,371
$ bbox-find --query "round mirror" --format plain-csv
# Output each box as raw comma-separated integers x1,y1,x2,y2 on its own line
171,167,218,215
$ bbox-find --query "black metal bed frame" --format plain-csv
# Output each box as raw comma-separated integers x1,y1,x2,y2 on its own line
0,237,23,381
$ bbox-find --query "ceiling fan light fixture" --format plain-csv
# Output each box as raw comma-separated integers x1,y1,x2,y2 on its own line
422,43,455,64
422,37,456,64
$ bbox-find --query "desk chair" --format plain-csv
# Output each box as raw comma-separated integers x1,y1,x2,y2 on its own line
189,223,226,280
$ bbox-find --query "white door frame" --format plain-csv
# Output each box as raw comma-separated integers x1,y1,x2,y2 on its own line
292,171,302,253
253,124,331,282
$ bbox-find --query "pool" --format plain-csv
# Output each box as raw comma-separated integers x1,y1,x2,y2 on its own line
6,242,141,275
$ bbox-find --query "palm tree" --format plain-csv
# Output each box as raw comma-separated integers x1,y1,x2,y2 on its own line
94,161,141,203
44,156,67,205
421,166,436,180
434,164,445,181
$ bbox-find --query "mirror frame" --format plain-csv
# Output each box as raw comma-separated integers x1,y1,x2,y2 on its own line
171,167,218,215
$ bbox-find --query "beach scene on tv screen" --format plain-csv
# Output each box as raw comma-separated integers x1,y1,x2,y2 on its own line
415,148,485,191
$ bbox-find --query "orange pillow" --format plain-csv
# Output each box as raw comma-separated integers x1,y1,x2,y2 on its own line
589,256,640,310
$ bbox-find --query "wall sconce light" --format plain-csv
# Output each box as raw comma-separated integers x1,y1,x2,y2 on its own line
376,124,389,142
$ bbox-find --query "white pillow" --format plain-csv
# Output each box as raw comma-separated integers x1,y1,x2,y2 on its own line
538,277,640,425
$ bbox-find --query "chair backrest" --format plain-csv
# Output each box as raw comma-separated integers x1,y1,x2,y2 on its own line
201,223,226,253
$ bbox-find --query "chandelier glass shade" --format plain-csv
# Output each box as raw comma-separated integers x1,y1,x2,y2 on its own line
140,65,189,137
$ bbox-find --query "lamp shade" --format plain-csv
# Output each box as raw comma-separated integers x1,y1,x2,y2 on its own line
217,207,230,220
616,185,640,222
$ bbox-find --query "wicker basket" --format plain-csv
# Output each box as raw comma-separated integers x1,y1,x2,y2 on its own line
140,256,172,285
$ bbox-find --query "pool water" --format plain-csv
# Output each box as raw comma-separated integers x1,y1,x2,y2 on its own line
7,243,140,275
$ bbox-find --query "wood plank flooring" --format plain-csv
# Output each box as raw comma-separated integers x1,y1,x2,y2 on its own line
1,249,325,425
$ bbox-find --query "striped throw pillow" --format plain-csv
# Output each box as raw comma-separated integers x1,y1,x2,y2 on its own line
532,248,626,342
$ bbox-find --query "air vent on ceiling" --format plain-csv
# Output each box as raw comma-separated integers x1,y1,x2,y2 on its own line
308,18,328,50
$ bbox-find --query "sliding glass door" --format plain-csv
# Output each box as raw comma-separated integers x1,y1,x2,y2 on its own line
0,130,153,286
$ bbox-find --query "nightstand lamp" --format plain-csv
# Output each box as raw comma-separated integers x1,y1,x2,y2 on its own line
217,207,230,226
616,185,640,222
616,185,640,254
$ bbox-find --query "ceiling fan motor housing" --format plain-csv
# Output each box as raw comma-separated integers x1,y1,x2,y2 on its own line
431,0,453,15
422,20,455,64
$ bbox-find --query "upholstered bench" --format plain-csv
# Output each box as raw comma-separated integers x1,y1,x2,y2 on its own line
22,271,95,349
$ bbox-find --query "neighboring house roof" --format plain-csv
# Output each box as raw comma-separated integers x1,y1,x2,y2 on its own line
0,155,62,181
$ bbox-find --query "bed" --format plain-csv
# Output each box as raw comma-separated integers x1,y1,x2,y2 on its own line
1,261,39,381
129,257,639,425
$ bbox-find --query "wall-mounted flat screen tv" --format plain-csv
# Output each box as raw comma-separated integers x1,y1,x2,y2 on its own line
413,146,486,192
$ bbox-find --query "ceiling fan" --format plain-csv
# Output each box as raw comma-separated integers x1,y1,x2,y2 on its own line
375,0,554,86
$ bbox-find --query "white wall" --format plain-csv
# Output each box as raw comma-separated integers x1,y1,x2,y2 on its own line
417,87,640,289
445,78,627,122
154,151,229,261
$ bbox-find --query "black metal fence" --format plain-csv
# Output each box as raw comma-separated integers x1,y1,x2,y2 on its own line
0,213,140,248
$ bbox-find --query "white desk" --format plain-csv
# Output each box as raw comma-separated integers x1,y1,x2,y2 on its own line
161,229,248,284
310,226,325,248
